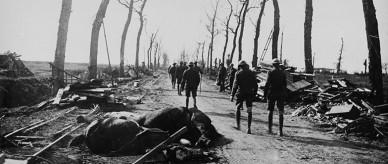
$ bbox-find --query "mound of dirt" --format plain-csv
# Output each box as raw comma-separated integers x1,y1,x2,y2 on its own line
0,52,50,107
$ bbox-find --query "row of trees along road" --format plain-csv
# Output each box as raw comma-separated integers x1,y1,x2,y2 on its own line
51,0,384,104
200,0,383,104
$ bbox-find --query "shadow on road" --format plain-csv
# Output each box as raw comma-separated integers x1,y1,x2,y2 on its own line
204,111,326,133
282,135,388,151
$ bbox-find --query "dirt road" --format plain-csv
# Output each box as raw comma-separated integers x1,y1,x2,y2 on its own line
144,72,387,164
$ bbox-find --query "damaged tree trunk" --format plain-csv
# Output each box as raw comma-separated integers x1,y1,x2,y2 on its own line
53,0,72,93
229,2,246,64
135,0,147,69
272,0,280,59
118,0,134,77
252,0,267,68
238,0,249,61
361,0,384,104
222,0,233,65
304,0,314,73
336,37,344,74
89,0,110,79
207,0,220,70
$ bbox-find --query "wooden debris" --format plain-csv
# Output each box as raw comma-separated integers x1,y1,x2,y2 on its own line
4,120,45,138
52,88,65,105
133,126,188,164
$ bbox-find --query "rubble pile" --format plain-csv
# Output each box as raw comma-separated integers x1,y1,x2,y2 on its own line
254,62,387,141
289,78,388,140
0,52,50,108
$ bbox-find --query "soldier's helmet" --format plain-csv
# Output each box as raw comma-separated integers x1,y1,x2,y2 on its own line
272,58,281,65
238,60,248,66
173,63,177,65
188,62,194,66
180,61,183,65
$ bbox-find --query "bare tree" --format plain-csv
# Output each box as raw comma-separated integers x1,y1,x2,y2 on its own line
229,1,246,64
89,0,110,79
135,0,147,68
201,41,206,68
361,0,384,104
336,37,344,74
271,0,280,60
252,0,267,68
118,0,134,77
206,0,220,70
147,32,157,69
221,0,233,65
238,0,249,61
304,0,313,73
153,42,159,70
53,0,72,93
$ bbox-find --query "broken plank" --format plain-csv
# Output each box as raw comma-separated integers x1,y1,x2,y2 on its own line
4,120,45,138
53,88,65,105
14,136,46,139
133,126,188,164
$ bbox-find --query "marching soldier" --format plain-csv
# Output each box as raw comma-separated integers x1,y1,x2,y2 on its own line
264,58,287,136
181,62,201,109
168,63,177,89
230,61,258,134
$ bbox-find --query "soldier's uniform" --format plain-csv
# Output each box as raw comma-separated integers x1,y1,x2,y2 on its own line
182,62,201,108
175,62,186,95
168,63,177,88
264,58,287,136
231,61,258,134
217,63,227,92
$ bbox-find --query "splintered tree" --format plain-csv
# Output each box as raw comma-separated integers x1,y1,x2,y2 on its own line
89,0,110,79
336,37,344,74
221,0,233,65
271,0,280,59
229,1,246,63
252,0,267,68
118,0,134,77
147,32,157,69
304,0,313,73
53,0,72,93
361,0,384,104
238,0,249,61
153,42,159,70
135,0,147,68
206,0,220,70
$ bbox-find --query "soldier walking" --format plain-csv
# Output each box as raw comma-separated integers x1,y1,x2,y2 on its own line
168,63,177,89
264,58,287,136
230,61,258,134
228,64,237,90
181,62,201,109
175,62,185,95
217,63,227,92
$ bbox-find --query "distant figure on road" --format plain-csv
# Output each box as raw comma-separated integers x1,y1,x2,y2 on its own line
230,61,258,134
175,62,185,95
264,58,287,136
227,64,237,90
181,62,201,109
217,63,227,92
168,63,177,89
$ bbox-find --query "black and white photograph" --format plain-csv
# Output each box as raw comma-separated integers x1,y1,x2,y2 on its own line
0,0,387,163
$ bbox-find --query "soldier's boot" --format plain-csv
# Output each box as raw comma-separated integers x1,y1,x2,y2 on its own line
177,85,180,95
268,110,273,134
185,97,189,109
235,109,241,130
247,107,252,134
279,111,284,137
193,97,197,108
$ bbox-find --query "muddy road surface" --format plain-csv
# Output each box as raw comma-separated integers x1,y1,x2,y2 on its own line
147,72,387,164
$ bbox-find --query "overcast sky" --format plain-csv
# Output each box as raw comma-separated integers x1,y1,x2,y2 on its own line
0,0,387,73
